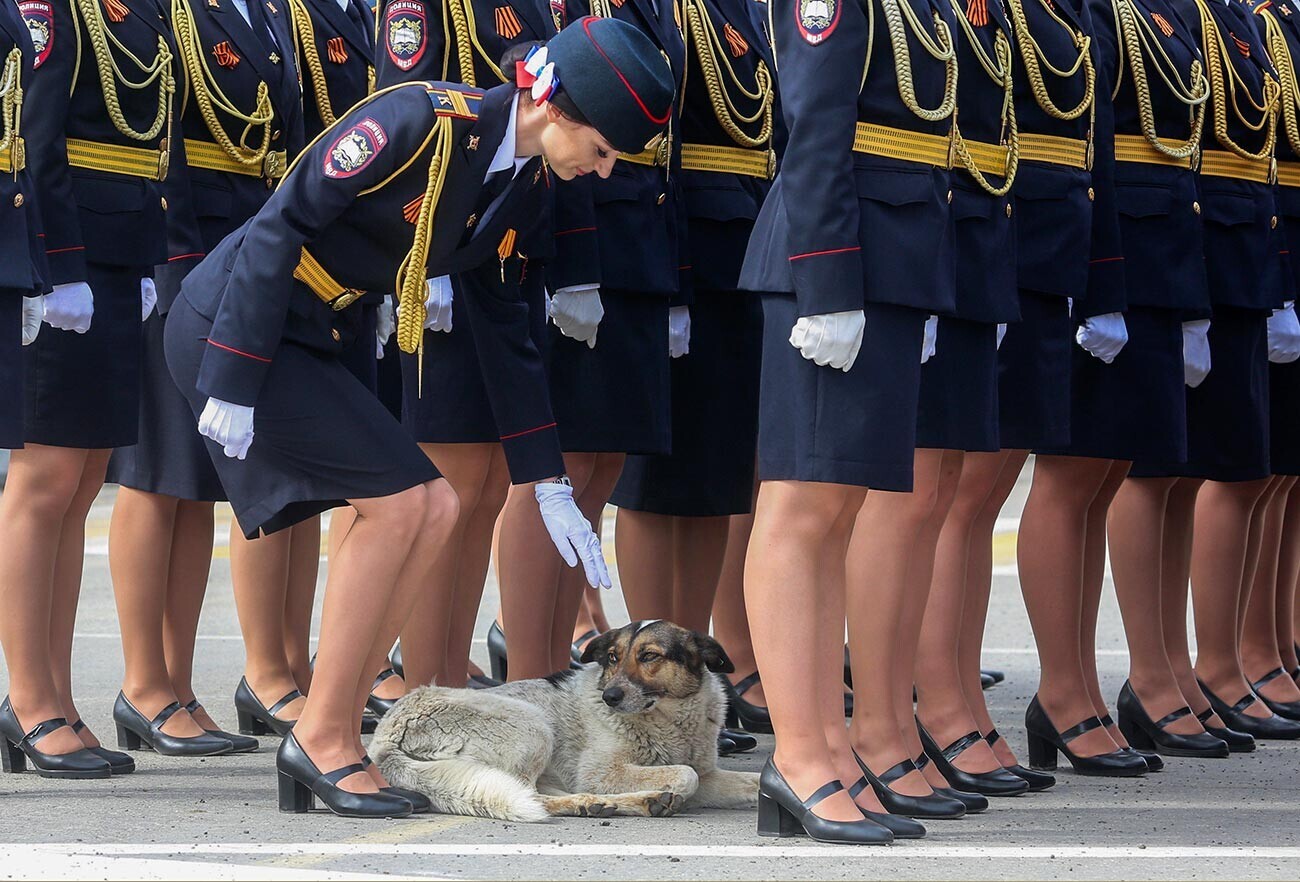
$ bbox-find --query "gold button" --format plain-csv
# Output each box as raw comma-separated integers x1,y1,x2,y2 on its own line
1005,203,1013,218
12,193,22,208
1193,201,1201,215
657,193,666,205
273,130,282,140
160,196,168,211
1272,215,1279,229
331,328,341,342
947,190,953,204
1087,187,1095,202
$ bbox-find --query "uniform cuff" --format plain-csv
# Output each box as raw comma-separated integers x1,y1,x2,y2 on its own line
196,339,272,408
499,423,565,485
1077,257,1126,319
790,246,864,316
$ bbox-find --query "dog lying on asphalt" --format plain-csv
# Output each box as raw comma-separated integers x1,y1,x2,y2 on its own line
370,620,761,821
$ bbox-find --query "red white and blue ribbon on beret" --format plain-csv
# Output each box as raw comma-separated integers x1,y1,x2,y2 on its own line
516,45,560,105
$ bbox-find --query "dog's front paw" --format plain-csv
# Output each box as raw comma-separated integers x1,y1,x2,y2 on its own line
643,790,686,818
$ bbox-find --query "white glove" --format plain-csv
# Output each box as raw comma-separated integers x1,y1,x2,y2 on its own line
996,323,1007,350
423,276,454,333
789,310,865,372
1075,312,1129,364
140,277,157,321
376,295,395,359
668,305,690,358
21,296,43,346
1268,302,1300,364
921,315,939,364
1182,319,1212,388
198,396,255,460
535,480,611,589
548,287,603,348
43,282,94,334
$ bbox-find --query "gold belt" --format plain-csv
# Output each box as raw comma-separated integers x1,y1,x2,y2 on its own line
294,248,366,311
679,143,775,179
66,138,167,181
1113,134,1194,169
1018,132,1090,170
853,122,952,168
0,136,24,174
1198,149,1273,184
962,138,1012,177
1277,160,1300,188
184,139,287,180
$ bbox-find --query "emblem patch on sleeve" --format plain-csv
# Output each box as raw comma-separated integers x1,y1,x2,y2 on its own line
18,1,54,69
796,0,838,44
384,0,427,71
323,117,388,179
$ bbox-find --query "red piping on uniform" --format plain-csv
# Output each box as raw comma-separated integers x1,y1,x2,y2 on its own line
555,226,597,237
206,338,272,363
46,245,85,254
1089,256,1124,264
582,17,671,125
169,252,205,262
500,421,557,440
789,245,860,262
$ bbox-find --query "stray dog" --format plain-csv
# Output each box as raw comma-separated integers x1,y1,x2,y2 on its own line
370,620,761,821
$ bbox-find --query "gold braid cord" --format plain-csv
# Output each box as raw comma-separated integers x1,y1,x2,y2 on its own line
683,0,774,148
172,0,276,171
73,0,174,141
1194,0,1278,161
1262,8,1300,157
949,0,1019,195
0,47,23,171
290,0,338,126
1113,0,1207,159
880,0,958,122
396,115,455,353
1005,0,1094,120
444,0,507,86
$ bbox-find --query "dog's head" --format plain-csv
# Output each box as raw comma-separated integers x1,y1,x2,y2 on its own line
578,620,734,713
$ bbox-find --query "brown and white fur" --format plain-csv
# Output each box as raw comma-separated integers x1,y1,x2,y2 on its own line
369,620,760,821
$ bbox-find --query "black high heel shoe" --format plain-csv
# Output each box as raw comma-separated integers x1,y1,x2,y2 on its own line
113,693,233,756
1249,669,1300,721
390,643,404,679
847,778,926,839
467,674,502,690
717,728,758,756
1115,682,1228,758
982,669,1006,686
571,629,598,665
910,752,988,813
916,723,1030,796
1024,696,1146,777
69,719,135,774
1195,708,1255,752
851,750,966,819
235,677,301,737
983,728,1055,791
1099,713,1164,772
724,672,773,734
1198,679,1300,739
0,698,110,779
487,621,509,681
366,669,402,718
360,755,431,813
277,732,412,818
184,700,259,754
757,760,893,845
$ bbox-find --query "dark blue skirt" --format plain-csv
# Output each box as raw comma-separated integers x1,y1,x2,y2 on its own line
548,288,671,455
0,292,24,450
1130,307,1269,482
1270,358,1300,476
24,263,143,449
1036,306,1187,463
997,289,1072,451
611,292,763,516
106,310,227,501
337,303,381,395
164,296,440,538
757,294,926,492
916,316,999,452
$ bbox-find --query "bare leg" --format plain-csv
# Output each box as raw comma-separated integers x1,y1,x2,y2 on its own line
713,511,765,704
163,501,225,729
1242,476,1300,705
1081,461,1130,745
670,517,731,633
1276,482,1300,672
284,514,323,695
230,523,304,722
616,509,676,620
1164,478,1225,725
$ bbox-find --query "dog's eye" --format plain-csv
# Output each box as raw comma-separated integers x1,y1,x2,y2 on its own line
638,651,659,663
607,651,618,664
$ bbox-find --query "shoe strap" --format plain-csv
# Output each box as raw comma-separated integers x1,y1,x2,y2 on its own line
1058,715,1104,743
572,629,598,648
1153,706,1193,729
1229,693,1257,715
321,762,369,786
1099,713,1115,728
801,780,844,810
268,689,304,717
70,718,86,734
731,671,761,697
984,727,1002,747
1251,667,1287,692
184,700,202,714
361,754,374,769
941,731,985,762
877,756,920,784
847,777,869,800
1196,707,1214,724
150,701,184,729
372,668,399,689
23,717,70,746
913,752,931,772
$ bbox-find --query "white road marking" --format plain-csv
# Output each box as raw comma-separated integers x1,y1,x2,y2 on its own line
0,852,410,881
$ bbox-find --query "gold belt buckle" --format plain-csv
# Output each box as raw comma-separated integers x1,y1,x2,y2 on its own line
157,138,169,182
331,288,365,311
263,151,283,180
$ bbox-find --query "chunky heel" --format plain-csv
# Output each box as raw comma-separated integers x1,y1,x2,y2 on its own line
756,792,803,837
238,709,271,736
1119,715,1154,751
116,723,144,751
276,733,411,819
1,738,25,773
279,771,314,813
1026,733,1057,771
233,678,300,739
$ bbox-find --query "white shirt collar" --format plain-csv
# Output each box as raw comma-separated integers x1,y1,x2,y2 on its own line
485,96,530,181
336,0,350,11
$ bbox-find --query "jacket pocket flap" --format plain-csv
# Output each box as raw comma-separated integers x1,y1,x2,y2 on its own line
684,181,759,222
1200,191,1257,226
854,167,935,207
593,168,648,205
190,179,234,219
71,172,145,215
1116,184,1175,218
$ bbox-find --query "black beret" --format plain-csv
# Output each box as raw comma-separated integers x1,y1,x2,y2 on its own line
546,16,674,154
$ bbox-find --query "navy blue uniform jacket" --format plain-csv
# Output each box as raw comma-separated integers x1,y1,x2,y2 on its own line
291,0,377,140
0,0,47,296
1255,0,1300,300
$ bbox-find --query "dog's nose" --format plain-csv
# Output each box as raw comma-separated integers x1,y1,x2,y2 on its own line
602,686,624,707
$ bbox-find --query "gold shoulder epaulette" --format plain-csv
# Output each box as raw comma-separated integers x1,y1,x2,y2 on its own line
427,85,483,119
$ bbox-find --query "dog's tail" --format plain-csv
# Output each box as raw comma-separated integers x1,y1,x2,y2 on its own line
379,752,549,823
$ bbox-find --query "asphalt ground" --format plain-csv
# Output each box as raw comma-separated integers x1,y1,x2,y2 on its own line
1,468,1298,880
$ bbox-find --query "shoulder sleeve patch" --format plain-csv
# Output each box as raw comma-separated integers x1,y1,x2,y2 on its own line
384,0,427,71
427,86,482,119
796,0,840,44
19,1,54,69
323,118,389,178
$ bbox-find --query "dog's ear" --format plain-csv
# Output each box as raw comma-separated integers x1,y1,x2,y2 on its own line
692,633,735,674
580,630,617,665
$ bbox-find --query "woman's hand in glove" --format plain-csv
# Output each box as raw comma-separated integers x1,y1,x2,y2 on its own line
44,282,95,334
548,287,604,347
789,310,866,372
1075,312,1129,363
535,479,611,589
198,397,255,460
1182,320,1212,387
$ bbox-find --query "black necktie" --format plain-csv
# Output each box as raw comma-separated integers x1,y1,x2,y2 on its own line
346,0,365,29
